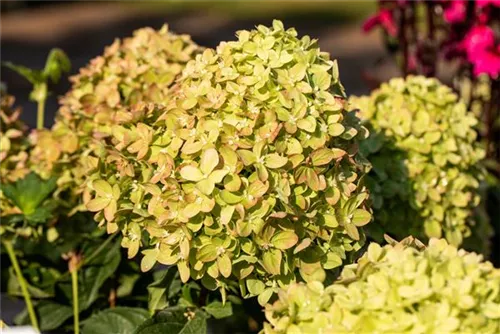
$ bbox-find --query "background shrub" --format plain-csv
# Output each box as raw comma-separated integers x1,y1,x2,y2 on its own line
350,76,487,248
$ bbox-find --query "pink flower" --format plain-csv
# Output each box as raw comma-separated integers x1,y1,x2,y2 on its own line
362,9,397,37
477,0,500,9
443,0,467,23
471,50,500,78
462,25,495,62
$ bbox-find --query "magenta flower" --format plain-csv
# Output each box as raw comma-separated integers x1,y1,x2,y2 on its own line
462,25,495,61
443,0,467,23
363,9,397,37
477,0,500,8
471,50,500,78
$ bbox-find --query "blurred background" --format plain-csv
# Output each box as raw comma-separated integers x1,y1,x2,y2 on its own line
1,0,388,129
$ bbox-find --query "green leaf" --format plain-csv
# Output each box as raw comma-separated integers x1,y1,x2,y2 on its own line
147,267,178,313
7,267,54,299
15,301,72,331
3,62,43,84
2,172,57,217
59,239,121,311
43,48,71,83
82,307,150,334
134,307,208,334
203,301,233,319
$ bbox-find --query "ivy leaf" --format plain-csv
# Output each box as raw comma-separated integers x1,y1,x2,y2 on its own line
81,307,150,334
203,301,233,319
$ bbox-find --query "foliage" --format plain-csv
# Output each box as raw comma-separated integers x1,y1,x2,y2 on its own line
263,237,500,334
84,20,371,304
350,76,487,248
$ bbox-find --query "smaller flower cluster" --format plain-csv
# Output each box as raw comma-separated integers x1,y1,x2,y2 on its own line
29,25,202,212
0,90,30,216
85,21,372,302
350,76,485,247
263,238,500,334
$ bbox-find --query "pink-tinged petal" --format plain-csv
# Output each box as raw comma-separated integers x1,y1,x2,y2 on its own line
362,13,382,33
443,1,466,23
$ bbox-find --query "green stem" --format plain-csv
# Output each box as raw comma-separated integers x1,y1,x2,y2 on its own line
36,100,45,129
71,260,80,334
3,240,39,332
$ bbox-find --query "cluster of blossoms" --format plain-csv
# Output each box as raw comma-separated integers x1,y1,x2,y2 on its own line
84,20,372,303
350,76,485,247
263,237,500,334
29,25,202,213
364,0,500,79
0,90,30,216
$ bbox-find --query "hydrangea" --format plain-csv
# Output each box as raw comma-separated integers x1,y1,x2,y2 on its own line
0,90,30,216
29,25,202,212
263,237,500,334
349,76,485,247
85,20,371,303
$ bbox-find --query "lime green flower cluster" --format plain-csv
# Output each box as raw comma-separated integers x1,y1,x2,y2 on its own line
350,76,485,247
0,90,30,216
85,20,371,303
263,238,500,334
29,25,202,213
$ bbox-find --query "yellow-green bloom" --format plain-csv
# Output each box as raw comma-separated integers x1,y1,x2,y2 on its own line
29,25,202,214
350,76,487,248
263,237,500,334
0,90,30,216
85,20,371,303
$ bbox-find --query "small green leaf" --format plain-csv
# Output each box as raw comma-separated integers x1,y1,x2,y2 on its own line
204,301,233,319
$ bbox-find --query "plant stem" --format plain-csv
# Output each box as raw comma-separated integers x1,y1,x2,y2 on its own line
36,100,45,130
69,254,80,334
3,240,39,332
